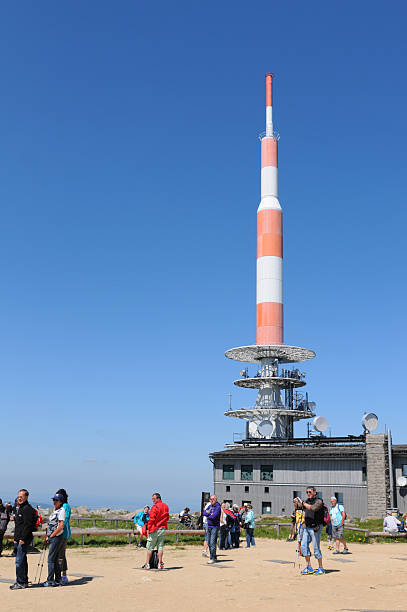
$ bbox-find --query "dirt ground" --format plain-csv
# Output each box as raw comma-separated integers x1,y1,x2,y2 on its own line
0,539,406,612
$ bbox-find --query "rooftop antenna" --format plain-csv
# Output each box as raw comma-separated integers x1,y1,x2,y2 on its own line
313,416,329,434
362,413,378,433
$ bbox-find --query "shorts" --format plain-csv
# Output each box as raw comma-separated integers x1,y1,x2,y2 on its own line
332,524,344,539
297,525,304,542
135,524,143,535
146,528,166,551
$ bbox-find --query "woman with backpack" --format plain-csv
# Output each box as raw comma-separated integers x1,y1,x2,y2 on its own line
42,493,66,587
56,488,71,584
329,496,349,554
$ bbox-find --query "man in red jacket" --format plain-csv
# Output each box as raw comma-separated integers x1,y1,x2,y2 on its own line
143,493,169,570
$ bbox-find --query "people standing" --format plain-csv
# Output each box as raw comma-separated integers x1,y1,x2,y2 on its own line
143,493,169,570
42,494,66,587
0,499,11,557
9,489,37,590
231,504,241,548
56,489,71,584
134,505,150,547
244,503,256,548
296,487,326,575
219,502,229,550
202,494,221,564
201,499,211,557
329,496,349,554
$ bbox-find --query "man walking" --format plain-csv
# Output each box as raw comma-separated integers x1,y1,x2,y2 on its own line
144,493,169,570
295,486,326,575
10,489,36,590
329,496,349,554
202,494,221,564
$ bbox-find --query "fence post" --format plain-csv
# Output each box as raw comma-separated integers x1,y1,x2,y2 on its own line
93,519,96,527
176,533,179,543
115,520,118,528
277,524,281,537
128,533,132,545
81,535,85,546
366,530,371,542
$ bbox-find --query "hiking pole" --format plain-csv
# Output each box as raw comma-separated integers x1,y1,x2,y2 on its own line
37,540,48,585
33,542,45,584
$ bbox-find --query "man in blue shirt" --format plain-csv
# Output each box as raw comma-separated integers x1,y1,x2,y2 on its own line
202,495,221,564
329,497,349,554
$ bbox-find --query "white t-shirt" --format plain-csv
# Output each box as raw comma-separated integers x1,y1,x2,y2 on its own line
383,515,400,531
47,507,66,536
202,502,211,525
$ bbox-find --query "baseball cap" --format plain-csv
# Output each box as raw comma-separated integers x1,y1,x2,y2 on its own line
52,494,64,502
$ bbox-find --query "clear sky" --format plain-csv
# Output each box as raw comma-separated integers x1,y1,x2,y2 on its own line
0,1,406,510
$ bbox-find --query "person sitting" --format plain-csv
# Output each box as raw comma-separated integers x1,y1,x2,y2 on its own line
179,507,191,524
383,511,401,533
134,506,150,548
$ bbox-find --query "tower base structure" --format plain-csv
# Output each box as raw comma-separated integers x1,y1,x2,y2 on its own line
225,344,316,440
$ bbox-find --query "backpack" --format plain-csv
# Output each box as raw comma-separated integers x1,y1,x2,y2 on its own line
150,550,159,569
323,505,330,525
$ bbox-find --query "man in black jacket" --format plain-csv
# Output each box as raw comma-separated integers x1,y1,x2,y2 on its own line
295,486,326,575
9,489,36,590
0,499,11,556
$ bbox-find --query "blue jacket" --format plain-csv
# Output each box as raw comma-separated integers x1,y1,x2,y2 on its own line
245,509,255,528
203,502,221,527
134,510,150,527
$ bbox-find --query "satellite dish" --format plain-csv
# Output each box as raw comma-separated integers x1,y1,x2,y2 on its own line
362,413,378,432
397,476,407,487
248,421,258,436
313,416,328,433
258,420,275,437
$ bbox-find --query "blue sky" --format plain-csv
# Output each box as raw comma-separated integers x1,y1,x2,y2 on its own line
0,1,406,509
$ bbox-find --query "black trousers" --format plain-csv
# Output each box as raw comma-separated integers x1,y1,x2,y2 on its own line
0,529,5,555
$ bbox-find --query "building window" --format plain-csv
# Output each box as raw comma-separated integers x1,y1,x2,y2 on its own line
260,465,273,481
362,466,367,482
244,486,250,493
335,492,344,504
402,465,407,477
226,485,230,492
241,465,253,481
262,501,272,514
264,487,269,493
242,500,251,506
224,499,233,505
223,464,234,480
293,490,302,500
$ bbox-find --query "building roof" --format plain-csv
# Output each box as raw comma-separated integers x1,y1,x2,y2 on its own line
393,445,407,455
210,445,365,460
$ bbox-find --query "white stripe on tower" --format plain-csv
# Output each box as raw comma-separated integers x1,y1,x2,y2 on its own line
256,73,283,345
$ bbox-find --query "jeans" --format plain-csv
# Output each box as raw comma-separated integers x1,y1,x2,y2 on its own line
301,525,323,560
16,541,30,585
207,526,219,561
204,523,209,542
58,538,68,572
47,534,63,583
232,529,240,548
245,528,255,547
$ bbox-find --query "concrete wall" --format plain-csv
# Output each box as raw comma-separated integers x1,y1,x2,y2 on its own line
213,457,368,517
